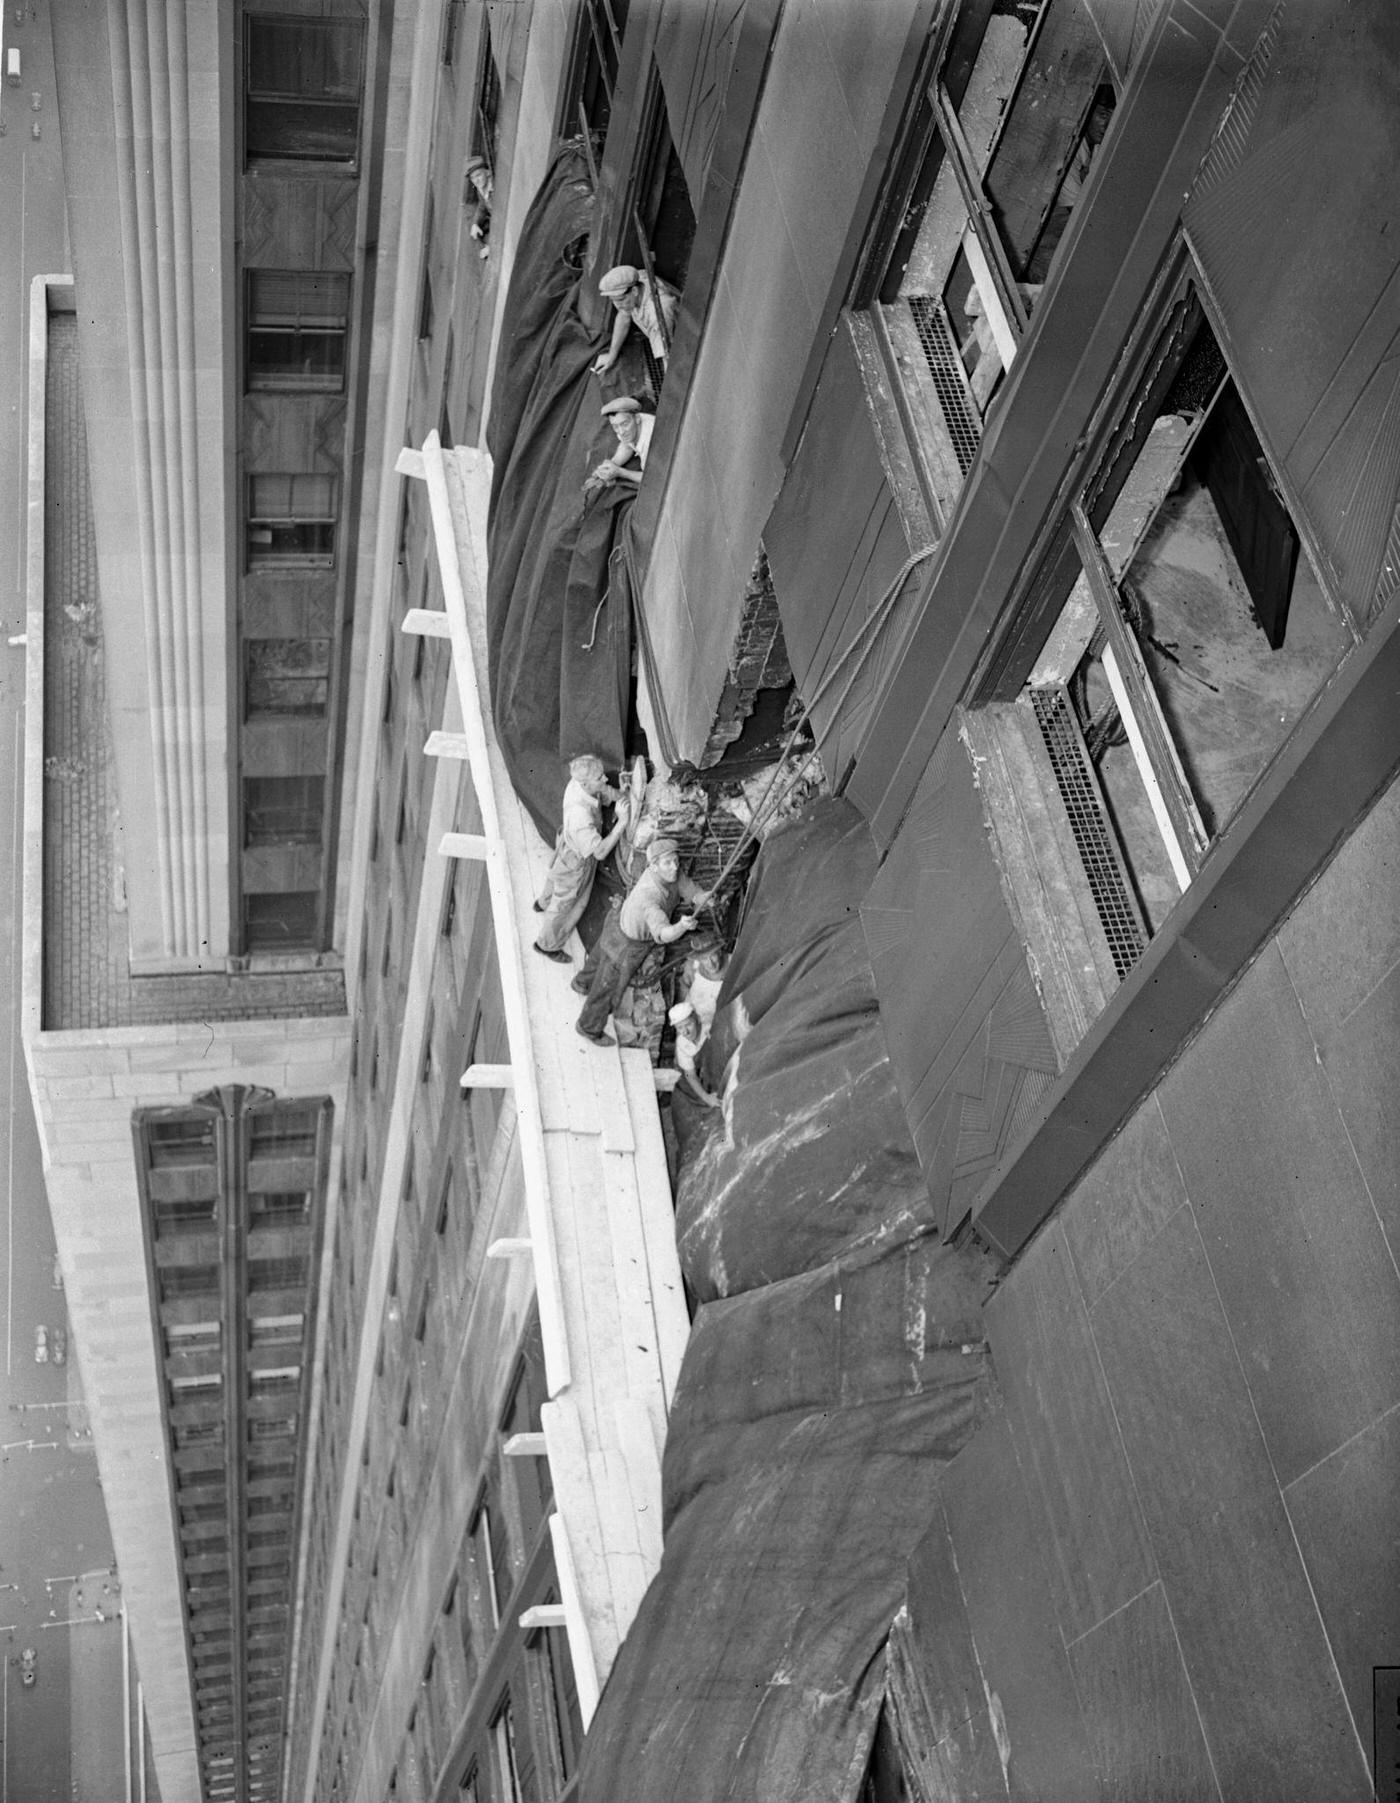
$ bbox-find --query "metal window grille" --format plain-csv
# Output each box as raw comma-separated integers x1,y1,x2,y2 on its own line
908,294,982,476
1031,686,1148,981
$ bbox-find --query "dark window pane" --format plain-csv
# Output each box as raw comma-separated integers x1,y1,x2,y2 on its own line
243,776,324,847
247,271,349,390
245,638,331,718
245,18,363,164
247,474,338,569
243,891,319,949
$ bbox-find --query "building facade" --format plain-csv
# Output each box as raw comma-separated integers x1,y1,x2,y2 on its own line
25,2,1400,1802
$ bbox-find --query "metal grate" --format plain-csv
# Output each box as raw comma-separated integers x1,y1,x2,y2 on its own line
1031,686,1148,981
908,295,982,475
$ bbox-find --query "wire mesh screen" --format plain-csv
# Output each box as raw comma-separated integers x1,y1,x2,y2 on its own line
908,295,981,476
1031,686,1148,981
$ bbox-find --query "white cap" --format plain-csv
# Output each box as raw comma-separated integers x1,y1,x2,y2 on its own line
668,1003,696,1026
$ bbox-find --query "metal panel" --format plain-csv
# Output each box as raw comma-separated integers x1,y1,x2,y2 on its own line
1184,0,1400,627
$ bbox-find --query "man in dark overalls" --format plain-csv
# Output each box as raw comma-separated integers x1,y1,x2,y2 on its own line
575,837,706,1047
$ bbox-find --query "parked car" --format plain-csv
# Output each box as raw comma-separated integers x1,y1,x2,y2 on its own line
51,1325,66,1367
34,1325,47,1364
19,1647,36,1688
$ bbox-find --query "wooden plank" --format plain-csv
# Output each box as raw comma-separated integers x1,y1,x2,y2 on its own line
600,1149,665,1406
1157,946,1400,1490
611,1396,665,1570
528,1005,572,1133
460,1063,513,1088
402,606,450,638
940,1418,1104,1801
598,1050,636,1154
555,993,605,1137
1067,1582,1221,1803
439,830,490,859
551,1130,624,1416
541,1397,621,1661
618,1050,689,1408
1089,1204,1372,1801
592,1436,656,1631
986,1222,1158,1644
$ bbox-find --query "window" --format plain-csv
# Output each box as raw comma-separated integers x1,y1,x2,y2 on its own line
243,776,325,847
542,1617,583,1784
245,637,331,718
418,195,436,343
147,1114,217,1168
243,891,319,949
471,26,502,171
247,474,338,569
439,328,456,449
630,68,694,296
245,16,363,165
560,0,629,145
247,271,350,391
852,0,1116,537
969,262,1353,1054
470,1495,510,1630
491,1697,540,1803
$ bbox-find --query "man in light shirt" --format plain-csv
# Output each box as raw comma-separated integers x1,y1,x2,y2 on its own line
533,754,625,963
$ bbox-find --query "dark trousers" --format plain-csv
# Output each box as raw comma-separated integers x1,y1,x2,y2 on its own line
577,911,652,1036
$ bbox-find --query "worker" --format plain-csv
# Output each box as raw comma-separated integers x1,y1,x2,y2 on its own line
576,838,706,1046
464,155,493,255
584,396,655,502
668,1001,720,1108
683,943,726,1036
533,754,625,964
592,264,680,373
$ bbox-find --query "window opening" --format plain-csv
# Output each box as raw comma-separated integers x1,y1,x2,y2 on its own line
972,268,1352,1049
563,0,629,147
243,776,325,848
471,25,502,174
243,890,319,950
855,1,1116,536
245,637,330,718
246,271,349,391
244,15,363,165
246,474,338,569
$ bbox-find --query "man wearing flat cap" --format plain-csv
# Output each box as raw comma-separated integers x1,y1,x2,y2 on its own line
584,395,655,501
592,264,680,373
575,837,707,1046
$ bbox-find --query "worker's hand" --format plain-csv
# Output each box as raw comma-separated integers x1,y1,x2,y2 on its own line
677,914,698,934
591,351,616,376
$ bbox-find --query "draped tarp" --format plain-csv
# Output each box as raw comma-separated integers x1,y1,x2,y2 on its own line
677,798,932,1299
485,148,637,839
578,798,998,1802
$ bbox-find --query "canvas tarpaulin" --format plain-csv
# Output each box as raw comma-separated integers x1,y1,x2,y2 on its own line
485,148,639,840
578,800,998,1801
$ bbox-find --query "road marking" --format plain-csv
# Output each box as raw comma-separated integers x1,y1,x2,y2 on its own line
5,709,18,1380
